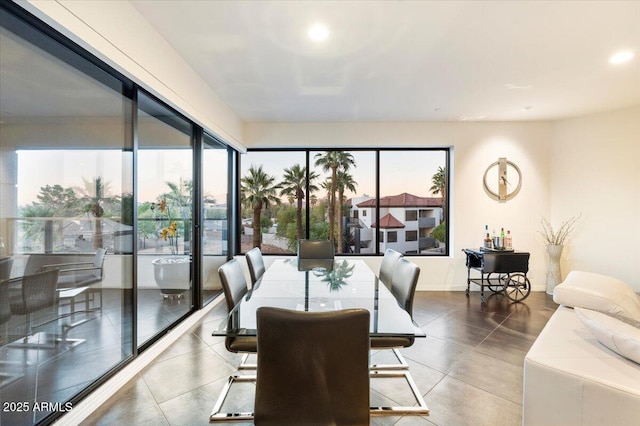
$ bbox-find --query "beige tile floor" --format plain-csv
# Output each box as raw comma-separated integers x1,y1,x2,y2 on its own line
83,291,557,426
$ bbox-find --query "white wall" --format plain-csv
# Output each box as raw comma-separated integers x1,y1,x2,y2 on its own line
244,121,553,291
550,106,640,290
22,0,245,152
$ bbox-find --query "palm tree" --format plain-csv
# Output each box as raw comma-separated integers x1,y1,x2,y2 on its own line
241,165,281,248
160,178,193,249
20,204,55,251
162,178,192,211
75,177,115,249
334,170,357,253
279,164,319,241
430,166,447,222
313,151,355,242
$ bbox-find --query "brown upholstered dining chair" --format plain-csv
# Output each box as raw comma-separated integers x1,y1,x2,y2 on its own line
245,247,265,286
254,307,370,426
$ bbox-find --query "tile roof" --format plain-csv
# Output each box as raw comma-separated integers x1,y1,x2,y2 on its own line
356,192,442,208
371,213,405,229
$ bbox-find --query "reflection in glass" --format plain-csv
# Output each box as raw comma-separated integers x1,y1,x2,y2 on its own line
136,92,193,347
313,260,355,291
202,134,228,304
0,12,132,425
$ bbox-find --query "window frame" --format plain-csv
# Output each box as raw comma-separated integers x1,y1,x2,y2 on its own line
239,147,450,256
0,4,240,424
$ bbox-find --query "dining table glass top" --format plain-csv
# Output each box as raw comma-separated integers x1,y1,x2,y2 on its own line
213,258,425,338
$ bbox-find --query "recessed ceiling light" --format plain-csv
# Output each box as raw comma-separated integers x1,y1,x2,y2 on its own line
308,24,329,42
505,84,533,90
460,115,486,121
523,105,533,111
609,50,634,64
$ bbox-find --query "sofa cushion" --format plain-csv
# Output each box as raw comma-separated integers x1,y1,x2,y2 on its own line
575,308,640,365
523,306,640,426
553,271,640,321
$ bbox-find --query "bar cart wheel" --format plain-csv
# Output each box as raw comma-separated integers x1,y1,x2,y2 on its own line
486,273,508,293
504,273,531,302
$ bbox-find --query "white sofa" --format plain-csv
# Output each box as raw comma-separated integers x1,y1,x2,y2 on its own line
523,271,640,426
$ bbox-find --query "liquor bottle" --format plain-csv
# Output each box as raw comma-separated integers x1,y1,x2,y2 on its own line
505,230,513,250
484,232,493,249
483,225,489,248
500,228,505,249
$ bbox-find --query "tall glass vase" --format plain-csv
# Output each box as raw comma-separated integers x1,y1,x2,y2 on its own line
546,244,564,295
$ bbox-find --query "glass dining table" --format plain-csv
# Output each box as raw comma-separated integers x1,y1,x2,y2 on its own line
212,258,425,339
210,258,429,420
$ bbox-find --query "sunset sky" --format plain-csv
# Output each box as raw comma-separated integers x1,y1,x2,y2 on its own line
17,148,445,208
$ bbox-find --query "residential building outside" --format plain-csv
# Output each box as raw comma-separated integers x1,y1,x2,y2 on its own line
348,193,443,254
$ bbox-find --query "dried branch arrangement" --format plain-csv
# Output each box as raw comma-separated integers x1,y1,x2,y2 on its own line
540,215,580,246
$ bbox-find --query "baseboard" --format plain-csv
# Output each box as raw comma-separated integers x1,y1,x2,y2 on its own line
415,285,548,292
54,294,224,426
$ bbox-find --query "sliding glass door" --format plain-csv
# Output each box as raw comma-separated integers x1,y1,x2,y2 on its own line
0,7,133,424
201,134,229,305
136,92,194,347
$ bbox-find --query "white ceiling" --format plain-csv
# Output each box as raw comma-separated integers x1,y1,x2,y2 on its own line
130,0,640,122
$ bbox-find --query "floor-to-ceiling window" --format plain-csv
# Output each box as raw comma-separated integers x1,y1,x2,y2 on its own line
0,7,133,425
136,92,194,347
201,133,229,304
0,4,234,424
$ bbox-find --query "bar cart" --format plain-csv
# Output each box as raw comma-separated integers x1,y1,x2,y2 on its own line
463,248,531,302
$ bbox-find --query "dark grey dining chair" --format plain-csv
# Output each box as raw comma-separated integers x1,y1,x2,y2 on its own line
43,248,106,313
389,257,420,318
218,258,257,358
297,239,335,271
297,239,334,260
209,259,260,420
379,248,403,289
0,257,14,343
245,247,265,286
254,307,370,426
371,257,420,370
369,257,428,415
8,269,60,348
0,257,25,388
